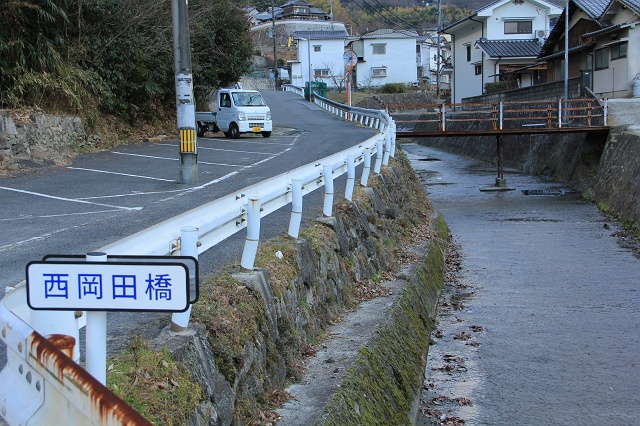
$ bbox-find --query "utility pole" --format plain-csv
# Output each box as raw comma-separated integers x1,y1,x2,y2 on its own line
436,0,442,99
172,0,197,184
272,0,280,89
564,0,569,101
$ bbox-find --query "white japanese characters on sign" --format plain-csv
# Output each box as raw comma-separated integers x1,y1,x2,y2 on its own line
27,261,189,312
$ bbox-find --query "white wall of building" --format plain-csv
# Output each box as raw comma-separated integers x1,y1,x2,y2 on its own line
356,37,417,87
451,25,485,103
291,38,346,88
484,1,555,40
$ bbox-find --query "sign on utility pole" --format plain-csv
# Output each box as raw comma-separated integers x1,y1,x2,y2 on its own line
172,0,198,184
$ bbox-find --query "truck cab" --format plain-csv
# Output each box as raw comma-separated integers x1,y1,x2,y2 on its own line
207,89,272,139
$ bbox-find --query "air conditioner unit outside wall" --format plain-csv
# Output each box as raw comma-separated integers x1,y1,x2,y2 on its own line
536,30,547,38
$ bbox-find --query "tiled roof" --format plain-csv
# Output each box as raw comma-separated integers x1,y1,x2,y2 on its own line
582,22,624,38
536,41,596,61
475,39,542,57
615,0,640,13
574,0,610,19
361,29,419,39
282,0,313,6
293,30,349,40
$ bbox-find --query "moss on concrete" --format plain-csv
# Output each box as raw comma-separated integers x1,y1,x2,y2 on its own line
318,218,448,425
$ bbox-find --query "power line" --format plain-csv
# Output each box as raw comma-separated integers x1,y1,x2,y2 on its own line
370,0,422,30
351,0,406,29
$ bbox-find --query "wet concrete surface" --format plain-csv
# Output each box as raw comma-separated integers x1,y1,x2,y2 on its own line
403,143,640,425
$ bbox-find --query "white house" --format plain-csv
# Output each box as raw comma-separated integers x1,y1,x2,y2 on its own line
348,29,419,89
443,0,562,103
537,0,640,98
417,33,452,89
289,30,350,89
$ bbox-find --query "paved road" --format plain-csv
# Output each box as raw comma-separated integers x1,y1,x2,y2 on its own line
0,91,376,366
403,143,640,425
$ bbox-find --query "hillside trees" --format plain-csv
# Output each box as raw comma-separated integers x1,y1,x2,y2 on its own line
0,0,253,121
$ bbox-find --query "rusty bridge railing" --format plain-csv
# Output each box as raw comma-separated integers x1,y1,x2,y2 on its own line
387,98,608,133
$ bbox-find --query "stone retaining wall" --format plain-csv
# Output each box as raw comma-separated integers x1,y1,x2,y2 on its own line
0,110,97,171
146,153,448,424
592,130,640,225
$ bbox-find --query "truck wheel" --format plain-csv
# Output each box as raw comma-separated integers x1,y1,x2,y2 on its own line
229,123,240,139
196,122,206,138
261,131,271,138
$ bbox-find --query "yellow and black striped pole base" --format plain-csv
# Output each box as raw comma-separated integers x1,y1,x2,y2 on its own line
179,127,196,153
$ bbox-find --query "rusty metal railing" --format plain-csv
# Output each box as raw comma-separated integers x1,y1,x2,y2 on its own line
388,98,608,133
1,286,151,425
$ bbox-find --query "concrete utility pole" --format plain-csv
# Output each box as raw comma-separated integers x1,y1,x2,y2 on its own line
272,0,280,88
564,0,569,101
172,0,198,184
436,0,442,99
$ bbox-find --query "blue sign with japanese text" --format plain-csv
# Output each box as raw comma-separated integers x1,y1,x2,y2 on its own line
27,261,190,312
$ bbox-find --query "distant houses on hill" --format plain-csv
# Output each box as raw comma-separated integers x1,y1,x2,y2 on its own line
247,0,640,100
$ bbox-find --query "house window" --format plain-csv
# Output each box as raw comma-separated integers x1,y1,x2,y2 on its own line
595,48,609,70
314,45,321,52
610,42,627,60
466,45,471,62
372,44,386,55
504,21,532,34
475,64,482,75
314,69,330,78
371,67,387,77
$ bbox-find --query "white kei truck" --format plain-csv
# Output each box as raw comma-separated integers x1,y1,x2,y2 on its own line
195,89,273,139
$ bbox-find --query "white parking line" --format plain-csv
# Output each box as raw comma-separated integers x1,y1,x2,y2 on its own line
198,160,244,167
77,188,188,200
111,151,178,161
68,167,175,181
156,143,274,155
0,186,142,210
196,138,293,146
111,151,244,167
0,209,123,222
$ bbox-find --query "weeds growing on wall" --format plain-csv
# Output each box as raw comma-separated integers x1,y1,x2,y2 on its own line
106,336,203,425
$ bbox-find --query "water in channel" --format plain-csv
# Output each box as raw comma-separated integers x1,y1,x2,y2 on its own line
403,143,640,426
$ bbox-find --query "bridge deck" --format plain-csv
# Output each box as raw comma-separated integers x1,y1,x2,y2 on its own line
396,126,610,138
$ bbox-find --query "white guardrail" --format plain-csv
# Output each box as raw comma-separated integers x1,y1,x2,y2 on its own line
1,88,396,425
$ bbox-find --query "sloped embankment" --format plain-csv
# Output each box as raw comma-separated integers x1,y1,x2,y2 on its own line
123,150,449,424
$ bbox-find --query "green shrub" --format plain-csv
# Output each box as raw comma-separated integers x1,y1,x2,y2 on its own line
380,83,406,94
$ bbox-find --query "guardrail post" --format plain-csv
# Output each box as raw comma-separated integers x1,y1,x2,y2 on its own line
323,165,334,217
603,98,608,126
360,148,371,186
441,104,447,132
390,121,397,157
499,102,504,130
170,226,198,332
345,155,356,201
287,179,303,238
383,132,391,166
241,196,261,270
374,138,383,174
85,251,107,385
558,99,563,128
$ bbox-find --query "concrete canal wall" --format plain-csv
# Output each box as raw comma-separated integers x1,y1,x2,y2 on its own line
407,99,640,228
